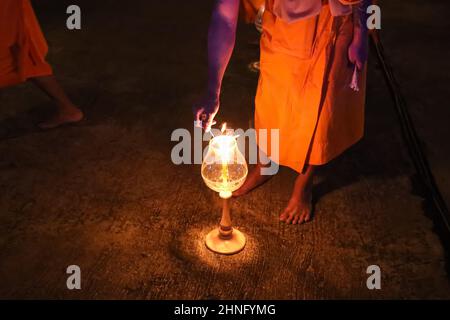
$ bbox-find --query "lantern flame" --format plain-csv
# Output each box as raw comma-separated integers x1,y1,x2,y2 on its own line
221,123,227,133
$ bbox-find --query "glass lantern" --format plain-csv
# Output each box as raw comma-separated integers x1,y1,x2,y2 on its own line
201,130,248,254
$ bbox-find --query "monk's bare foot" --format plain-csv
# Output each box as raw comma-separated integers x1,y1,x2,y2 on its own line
38,105,83,129
280,167,314,224
279,190,312,225
233,163,274,197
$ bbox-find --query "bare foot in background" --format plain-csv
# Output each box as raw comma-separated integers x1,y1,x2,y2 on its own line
38,104,83,129
29,75,84,129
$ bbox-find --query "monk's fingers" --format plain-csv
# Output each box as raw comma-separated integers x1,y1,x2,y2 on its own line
348,53,363,71
204,117,217,132
356,60,364,72
194,107,205,123
347,51,356,66
201,113,210,127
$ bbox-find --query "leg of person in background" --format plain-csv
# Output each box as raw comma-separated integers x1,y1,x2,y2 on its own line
233,161,274,196
0,0,84,130
30,75,83,129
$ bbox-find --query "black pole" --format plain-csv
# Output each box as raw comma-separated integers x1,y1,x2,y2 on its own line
370,30,450,235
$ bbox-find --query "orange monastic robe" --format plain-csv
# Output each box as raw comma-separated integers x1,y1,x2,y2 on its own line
0,0,52,88
255,1,366,172
241,0,265,23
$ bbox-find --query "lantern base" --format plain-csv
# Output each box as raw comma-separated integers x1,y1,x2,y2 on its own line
205,228,246,255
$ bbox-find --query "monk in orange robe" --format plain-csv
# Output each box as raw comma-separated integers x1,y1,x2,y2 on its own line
194,0,370,225
0,0,83,129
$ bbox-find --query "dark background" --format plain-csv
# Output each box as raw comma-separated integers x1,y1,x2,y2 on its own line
0,0,449,299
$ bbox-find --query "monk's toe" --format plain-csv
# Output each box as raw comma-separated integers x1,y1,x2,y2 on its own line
279,209,289,222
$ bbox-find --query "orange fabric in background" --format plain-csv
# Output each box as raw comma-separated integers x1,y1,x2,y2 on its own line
0,0,52,88
241,0,265,23
255,1,366,173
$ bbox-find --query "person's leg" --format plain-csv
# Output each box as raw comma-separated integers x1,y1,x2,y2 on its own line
29,75,83,129
280,164,314,224
233,161,274,197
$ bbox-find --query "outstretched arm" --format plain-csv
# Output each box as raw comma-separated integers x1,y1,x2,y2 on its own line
194,0,240,131
348,0,371,70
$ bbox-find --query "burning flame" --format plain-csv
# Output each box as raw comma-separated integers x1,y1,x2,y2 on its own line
221,123,227,134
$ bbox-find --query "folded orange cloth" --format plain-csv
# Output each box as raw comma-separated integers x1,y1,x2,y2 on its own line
256,1,366,172
0,0,52,88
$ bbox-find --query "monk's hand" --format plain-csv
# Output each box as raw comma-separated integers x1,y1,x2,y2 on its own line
193,94,219,132
254,5,265,33
348,33,368,71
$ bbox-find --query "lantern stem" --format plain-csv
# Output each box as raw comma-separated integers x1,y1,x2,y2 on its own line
219,196,233,239
205,192,246,255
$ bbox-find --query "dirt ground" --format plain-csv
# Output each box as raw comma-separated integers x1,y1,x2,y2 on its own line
0,0,449,299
